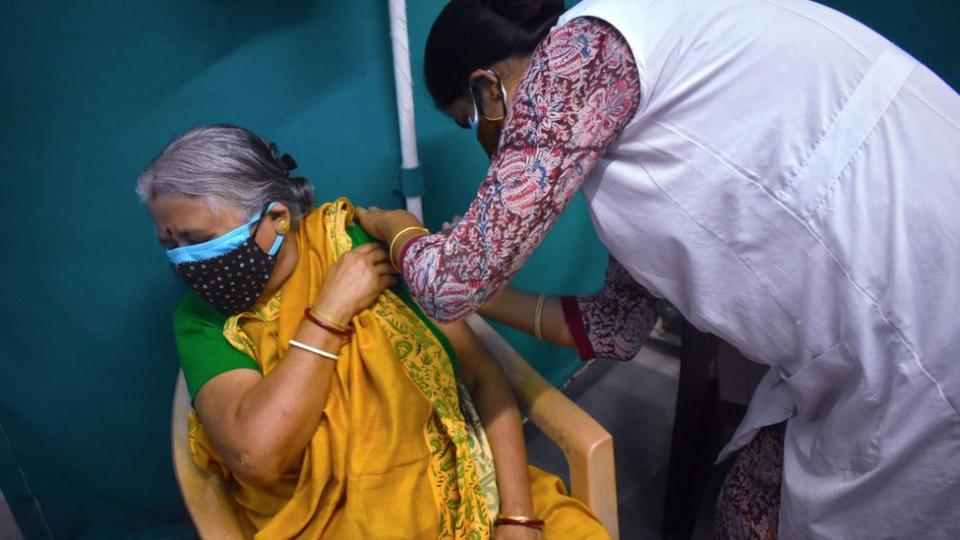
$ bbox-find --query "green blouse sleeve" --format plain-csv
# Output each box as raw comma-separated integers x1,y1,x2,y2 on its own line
174,292,260,400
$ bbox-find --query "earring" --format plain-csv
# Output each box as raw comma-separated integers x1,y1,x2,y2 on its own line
277,220,290,235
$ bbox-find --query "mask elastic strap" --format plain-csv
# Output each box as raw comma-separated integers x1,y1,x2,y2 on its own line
483,69,507,122
469,105,479,130
251,202,286,256
268,234,285,256
468,69,508,128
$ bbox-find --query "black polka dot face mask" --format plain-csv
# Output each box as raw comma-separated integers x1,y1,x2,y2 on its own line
166,203,285,315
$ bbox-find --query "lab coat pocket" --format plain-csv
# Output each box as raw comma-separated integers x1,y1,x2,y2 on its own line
782,341,883,474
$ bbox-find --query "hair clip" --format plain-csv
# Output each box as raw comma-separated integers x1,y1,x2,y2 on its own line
280,153,298,171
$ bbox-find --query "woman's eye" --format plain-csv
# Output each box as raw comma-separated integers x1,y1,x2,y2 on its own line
186,234,213,245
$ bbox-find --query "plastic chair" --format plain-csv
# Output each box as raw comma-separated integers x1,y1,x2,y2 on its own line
171,314,619,539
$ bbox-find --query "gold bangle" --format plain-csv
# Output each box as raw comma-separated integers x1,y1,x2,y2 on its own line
534,294,546,341
389,226,429,270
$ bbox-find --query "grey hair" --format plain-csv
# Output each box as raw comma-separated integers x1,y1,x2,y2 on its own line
136,124,315,222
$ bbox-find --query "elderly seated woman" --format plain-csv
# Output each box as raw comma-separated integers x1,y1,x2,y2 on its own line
137,124,608,539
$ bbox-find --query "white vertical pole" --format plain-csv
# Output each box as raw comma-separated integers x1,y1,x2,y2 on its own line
388,0,424,222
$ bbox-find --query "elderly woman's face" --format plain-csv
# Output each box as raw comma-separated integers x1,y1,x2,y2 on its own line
148,193,294,314
147,194,247,250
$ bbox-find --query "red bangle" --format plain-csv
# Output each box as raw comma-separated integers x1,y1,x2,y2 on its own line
494,516,545,530
560,296,596,361
303,308,352,337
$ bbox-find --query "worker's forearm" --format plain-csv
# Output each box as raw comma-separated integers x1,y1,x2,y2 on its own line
478,287,574,348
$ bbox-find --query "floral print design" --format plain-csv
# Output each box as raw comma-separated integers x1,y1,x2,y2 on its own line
573,257,659,361
403,18,646,362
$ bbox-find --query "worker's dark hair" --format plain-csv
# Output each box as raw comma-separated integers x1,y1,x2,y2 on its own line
425,0,565,110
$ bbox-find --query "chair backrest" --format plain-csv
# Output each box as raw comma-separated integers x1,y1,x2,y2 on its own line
171,373,246,539
171,316,619,539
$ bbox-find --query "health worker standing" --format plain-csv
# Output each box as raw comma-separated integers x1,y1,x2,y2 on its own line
358,0,960,537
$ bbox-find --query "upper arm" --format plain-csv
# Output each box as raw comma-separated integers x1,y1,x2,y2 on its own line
433,319,503,394
173,294,263,455
194,369,262,442
174,294,261,400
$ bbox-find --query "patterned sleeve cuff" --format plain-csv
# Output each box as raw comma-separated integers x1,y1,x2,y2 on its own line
561,295,596,361
397,233,426,273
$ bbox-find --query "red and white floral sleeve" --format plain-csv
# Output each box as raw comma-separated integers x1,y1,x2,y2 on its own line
401,18,642,329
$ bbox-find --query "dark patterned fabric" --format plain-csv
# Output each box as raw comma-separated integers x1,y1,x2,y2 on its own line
572,256,659,361
401,18,642,327
172,237,276,315
715,422,786,540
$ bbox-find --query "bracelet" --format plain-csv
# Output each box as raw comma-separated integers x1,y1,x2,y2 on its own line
534,294,546,341
288,339,339,361
310,308,351,331
304,308,352,337
389,226,429,270
494,514,545,530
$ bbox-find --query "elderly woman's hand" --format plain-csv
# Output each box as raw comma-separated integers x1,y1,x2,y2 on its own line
311,243,396,324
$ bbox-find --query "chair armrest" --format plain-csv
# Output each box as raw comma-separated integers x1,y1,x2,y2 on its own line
171,371,246,539
465,315,620,540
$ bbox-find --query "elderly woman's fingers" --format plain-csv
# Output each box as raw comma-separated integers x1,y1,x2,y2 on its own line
364,245,392,266
372,260,397,276
379,274,398,289
350,242,381,254
343,243,392,267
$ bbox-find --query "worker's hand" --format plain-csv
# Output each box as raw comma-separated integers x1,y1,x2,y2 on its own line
356,206,423,242
311,243,396,324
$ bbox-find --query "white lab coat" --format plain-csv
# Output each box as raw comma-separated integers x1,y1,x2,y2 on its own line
558,0,960,537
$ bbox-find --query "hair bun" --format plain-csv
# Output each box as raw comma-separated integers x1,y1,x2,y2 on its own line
486,0,563,24
287,176,315,217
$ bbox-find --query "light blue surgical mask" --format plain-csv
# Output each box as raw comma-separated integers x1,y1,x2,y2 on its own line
166,202,284,265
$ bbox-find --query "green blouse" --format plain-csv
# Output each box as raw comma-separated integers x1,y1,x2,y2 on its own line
173,225,456,400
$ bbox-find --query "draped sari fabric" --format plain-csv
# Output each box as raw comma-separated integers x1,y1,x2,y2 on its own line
185,199,607,539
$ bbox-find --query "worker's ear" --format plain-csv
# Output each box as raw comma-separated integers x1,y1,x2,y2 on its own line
468,69,503,117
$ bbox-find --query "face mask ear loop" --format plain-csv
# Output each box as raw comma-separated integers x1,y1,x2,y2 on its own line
252,201,285,256
481,69,507,122
267,233,285,256
496,76,508,118
467,86,480,131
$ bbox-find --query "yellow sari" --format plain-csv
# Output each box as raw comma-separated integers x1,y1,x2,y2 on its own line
188,199,609,539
